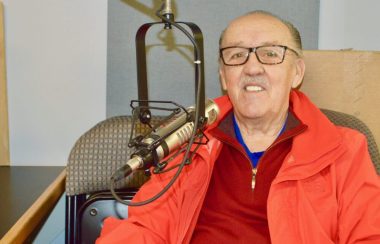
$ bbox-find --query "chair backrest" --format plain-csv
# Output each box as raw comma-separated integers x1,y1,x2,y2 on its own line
66,116,165,197
321,109,380,174
65,115,162,244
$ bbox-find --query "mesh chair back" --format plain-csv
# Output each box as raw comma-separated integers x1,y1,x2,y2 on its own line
321,109,380,174
66,115,163,196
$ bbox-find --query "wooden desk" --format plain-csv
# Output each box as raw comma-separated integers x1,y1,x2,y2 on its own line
0,166,66,243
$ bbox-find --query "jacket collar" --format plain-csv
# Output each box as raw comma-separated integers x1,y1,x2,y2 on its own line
288,90,343,162
275,90,345,181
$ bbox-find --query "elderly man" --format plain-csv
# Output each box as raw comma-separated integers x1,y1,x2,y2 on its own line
97,10,380,243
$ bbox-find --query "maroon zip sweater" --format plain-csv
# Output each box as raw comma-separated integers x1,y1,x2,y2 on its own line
190,110,306,244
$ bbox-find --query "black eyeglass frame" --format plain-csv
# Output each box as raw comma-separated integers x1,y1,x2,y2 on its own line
219,45,300,66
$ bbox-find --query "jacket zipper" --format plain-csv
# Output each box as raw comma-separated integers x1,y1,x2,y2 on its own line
219,139,257,189
251,167,258,189
219,126,306,190
251,137,289,191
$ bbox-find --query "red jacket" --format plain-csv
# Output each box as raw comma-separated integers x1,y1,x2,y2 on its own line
97,90,380,244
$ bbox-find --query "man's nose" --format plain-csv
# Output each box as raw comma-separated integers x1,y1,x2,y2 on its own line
242,52,265,75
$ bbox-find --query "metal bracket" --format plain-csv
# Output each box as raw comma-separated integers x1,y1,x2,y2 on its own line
135,21,205,119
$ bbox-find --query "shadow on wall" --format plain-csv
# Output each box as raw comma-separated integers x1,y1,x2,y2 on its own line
122,0,194,65
122,0,175,21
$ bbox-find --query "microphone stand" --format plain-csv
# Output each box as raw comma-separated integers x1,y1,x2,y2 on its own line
110,0,208,206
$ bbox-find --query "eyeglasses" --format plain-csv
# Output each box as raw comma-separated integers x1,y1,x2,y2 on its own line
219,45,299,66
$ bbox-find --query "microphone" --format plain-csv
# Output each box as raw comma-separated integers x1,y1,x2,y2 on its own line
112,99,220,181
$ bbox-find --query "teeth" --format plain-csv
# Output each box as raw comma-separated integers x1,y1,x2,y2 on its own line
245,85,263,92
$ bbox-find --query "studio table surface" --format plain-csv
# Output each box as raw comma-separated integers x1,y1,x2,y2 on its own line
0,166,65,239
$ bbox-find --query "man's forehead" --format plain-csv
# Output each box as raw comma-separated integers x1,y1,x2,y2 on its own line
222,14,292,46
224,40,282,47
231,13,286,28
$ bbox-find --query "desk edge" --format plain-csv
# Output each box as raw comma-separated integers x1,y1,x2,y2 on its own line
0,168,66,244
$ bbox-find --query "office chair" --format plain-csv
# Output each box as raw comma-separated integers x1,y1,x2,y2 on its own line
65,115,163,244
65,108,380,244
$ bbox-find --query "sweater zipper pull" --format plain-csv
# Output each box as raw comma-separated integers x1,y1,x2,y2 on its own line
252,168,257,190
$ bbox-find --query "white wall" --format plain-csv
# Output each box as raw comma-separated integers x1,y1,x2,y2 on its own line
319,0,380,50
2,0,107,166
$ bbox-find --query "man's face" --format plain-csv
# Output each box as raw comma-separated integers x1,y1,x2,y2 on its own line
219,14,305,121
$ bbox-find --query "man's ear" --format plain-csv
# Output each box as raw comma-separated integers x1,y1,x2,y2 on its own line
219,68,228,91
291,58,305,88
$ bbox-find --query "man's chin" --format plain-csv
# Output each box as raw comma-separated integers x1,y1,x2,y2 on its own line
236,106,267,120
